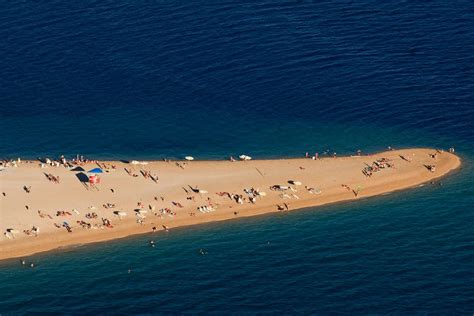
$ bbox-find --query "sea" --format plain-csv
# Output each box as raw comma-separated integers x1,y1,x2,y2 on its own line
1,1,473,314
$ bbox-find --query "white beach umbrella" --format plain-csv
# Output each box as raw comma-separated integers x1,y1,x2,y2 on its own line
289,180,302,186
114,211,127,217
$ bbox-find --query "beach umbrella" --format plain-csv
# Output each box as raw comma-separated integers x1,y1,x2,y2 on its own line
114,211,127,219
87,168,103,174
288,180,302,186
239,155,252,161
71,166,85,172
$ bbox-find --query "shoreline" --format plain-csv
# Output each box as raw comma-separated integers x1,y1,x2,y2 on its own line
1,170,458,265
0,148,461,261
0,146,441,163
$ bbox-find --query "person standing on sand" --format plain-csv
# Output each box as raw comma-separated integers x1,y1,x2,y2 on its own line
353,186,362,197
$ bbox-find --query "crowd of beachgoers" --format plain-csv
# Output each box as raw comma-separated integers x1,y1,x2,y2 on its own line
0,148,449,243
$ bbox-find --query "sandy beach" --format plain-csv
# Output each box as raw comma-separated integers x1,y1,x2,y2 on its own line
0,148,461,261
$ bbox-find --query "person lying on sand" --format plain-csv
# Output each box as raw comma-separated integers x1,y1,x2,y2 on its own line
101,218,113,228
341,184,351,191
56,210,72,216
37,210,53,219
85,212,98,219
400,155,412,162
23,226,38,236
77,220,92,229
172,201,184,208
62,222,73,233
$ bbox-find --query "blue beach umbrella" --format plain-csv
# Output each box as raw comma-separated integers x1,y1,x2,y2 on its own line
87,168,103,174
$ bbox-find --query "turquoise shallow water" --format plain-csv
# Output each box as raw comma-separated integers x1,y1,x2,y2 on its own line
1,0,474,314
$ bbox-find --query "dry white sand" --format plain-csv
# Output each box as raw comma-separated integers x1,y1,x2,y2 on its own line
0,148,461,260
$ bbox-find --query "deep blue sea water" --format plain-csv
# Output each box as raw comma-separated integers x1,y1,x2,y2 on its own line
1,0,474,314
